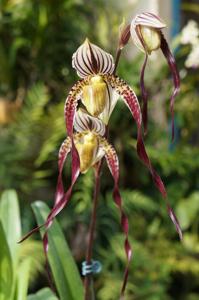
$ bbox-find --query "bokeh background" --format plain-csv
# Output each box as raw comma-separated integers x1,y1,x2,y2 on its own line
0,0,199,299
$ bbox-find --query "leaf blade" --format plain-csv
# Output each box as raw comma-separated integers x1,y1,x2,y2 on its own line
27,288,58,300
32,201,84,300
0,221,13,300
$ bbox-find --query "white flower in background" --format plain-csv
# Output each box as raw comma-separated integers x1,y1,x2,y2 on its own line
185,44,199,68
181,20,199,46
180,20,199,68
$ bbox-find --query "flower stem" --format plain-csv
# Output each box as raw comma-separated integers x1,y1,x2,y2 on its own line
84,46,119,297
113,47,122,74
84,161,102,300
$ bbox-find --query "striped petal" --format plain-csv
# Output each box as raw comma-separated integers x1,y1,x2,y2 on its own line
72,38,115,78
132,12,166,29
74,109,105,136
100,137,132,297
103,74,182,240
65,78,89,137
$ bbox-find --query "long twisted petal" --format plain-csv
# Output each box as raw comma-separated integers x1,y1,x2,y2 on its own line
103,74,182,240
18,140,81,250
160,32,180,141
43,144,80,253
101,138,132,297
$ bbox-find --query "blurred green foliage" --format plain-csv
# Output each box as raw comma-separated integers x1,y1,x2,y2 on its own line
0,0,199,299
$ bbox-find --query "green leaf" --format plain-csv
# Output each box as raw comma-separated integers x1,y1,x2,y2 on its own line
32,201,84,300
0,190,21,265
27,288,58,300
0,221,13,300
176,192,199,230
15,258,31,300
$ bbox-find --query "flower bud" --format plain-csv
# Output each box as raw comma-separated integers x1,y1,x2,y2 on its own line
74,132,99,173
139,26,161,54
82,75,108,116
118,20,131,49
130,12,166,54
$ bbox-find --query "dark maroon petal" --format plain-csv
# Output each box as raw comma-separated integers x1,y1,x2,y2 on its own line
104,142,132,296
160,32,180,141
104,74,182,240
64,78,89,137
140,53,148,135
18,224,44,243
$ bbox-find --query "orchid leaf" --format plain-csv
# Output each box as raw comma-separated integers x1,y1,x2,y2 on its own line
27,288,58,300
32,201,84,300
15,258,31,300
0,190,21,265
0,221,13,300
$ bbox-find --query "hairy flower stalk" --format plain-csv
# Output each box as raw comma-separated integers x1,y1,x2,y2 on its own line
19,13,182,299
130,12,180,138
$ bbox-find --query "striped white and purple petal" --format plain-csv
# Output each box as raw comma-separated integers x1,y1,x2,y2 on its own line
72,39,115,78
74,108,106,136
74,109,106,173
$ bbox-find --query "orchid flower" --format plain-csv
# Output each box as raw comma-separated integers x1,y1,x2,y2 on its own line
65,38,181,238
71,38,119,125
130,12,180,138
20,109,131,295
62,39,182,291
